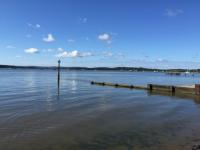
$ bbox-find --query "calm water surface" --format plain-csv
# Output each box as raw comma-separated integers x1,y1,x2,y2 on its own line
0,69,200,150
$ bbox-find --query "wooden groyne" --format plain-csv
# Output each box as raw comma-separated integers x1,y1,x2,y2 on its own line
91,81,147,90
91,81,200,96
147,84,196,95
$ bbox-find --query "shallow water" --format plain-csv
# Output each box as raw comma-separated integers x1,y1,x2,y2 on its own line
0,69,200,150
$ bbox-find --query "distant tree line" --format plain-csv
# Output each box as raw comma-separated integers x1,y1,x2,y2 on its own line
0,65,200,73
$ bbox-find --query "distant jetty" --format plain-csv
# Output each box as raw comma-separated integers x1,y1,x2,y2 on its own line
166,72,181,76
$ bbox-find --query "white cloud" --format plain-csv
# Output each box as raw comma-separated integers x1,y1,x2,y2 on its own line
156,58,169,62
43,49,54,52
79,17,88,23
27,23,32,27
24,48,39,54
81,52,92,57
103,51,113,57
55,50,92,58
107,40,112,44
102,51,125,59
27,23,41,28
47,49,53,52
26,34,32,38
6,45,15,49
82,18,87,23
57,48,64,52
43,34,55,42
16,55,22,58
98,33,112,44
67,39,75,43
116,53,125,58
56,51,68,57
98,33,110,40
165,9,183,17
85,37,90,41
36,24,41,28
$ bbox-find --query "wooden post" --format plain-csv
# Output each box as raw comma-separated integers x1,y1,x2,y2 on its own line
172,86,175,93
57,60,61,89
195,84,200,95
148,84,153,91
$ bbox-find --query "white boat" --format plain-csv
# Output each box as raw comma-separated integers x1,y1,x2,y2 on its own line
185,71,190,74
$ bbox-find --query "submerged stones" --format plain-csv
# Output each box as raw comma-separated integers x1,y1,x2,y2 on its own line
192,145,200,150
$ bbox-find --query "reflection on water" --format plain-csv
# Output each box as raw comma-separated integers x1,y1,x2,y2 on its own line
46,87,54,112
0,69,200,150
57,78,60,97
25,75,35,88
71,80,78,92
148,90,200,104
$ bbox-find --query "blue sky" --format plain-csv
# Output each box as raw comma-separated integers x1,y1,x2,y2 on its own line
0,0,200,68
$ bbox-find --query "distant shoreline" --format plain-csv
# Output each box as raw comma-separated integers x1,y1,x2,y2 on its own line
1,65,200,73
